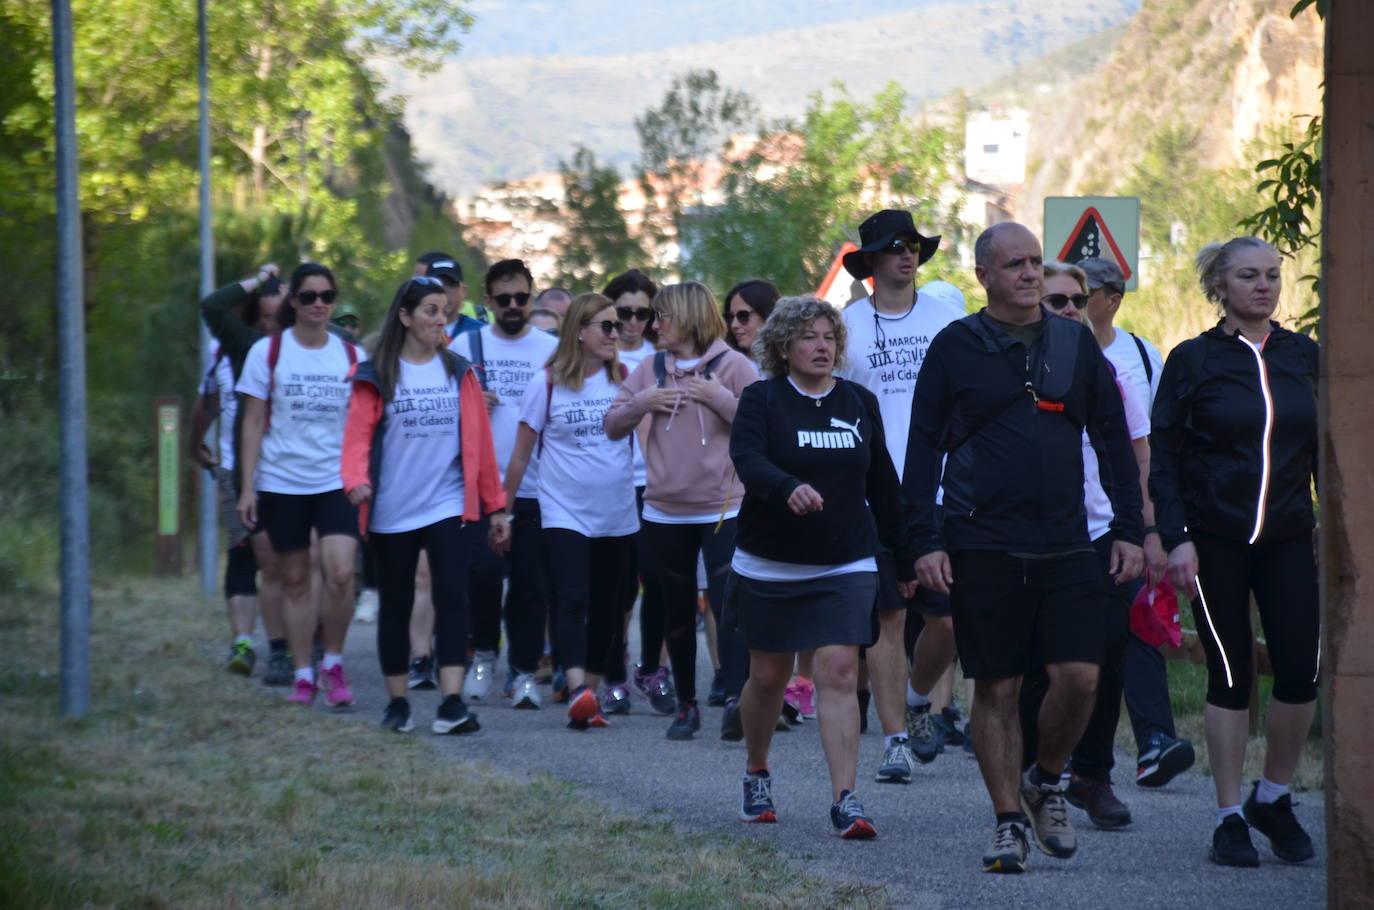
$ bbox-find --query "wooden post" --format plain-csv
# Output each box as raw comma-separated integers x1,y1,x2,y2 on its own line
153,397,183,576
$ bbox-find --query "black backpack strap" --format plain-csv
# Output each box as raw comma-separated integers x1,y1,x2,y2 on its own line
1130,332,1153,385
702,350,728,378
653,350,667,387
470,328,487,390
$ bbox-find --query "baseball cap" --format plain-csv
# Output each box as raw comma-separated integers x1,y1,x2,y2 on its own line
425,258,464,284
1076,257,1126,294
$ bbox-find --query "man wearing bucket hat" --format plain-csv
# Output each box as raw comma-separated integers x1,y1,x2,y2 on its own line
838,209,966,786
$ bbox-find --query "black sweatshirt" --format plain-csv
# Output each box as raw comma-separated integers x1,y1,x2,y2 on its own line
1149,320,1317,551
902,307,1143,557
730,376,915,578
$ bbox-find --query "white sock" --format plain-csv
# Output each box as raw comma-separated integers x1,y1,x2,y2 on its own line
295,667,314,685
906,681,930,709
321,652,342,671
1255,776,1289,804
885,733,908,750
233,634,253,647
1217,806,1243,827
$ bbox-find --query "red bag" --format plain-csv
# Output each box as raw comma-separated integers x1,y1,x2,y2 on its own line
1130,580,1182,648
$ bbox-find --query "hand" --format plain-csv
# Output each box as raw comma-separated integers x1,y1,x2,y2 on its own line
644,387,681,415
1166,541,1199,598
347,484,373,506
684,375,722,404
786,483,824,515
1108,540,1144,585
482,389,500,413
488,514,512,555
191,442,218,469
1144,532,1168,588
897,580,919,600
256,262,279,285
237,490,258,530
915,551,953,595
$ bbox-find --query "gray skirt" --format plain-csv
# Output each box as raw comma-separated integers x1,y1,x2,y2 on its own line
724,570,880,653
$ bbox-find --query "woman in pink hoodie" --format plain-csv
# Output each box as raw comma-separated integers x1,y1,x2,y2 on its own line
605,282,759,741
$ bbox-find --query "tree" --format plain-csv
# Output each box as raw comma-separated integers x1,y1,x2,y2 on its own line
554,146,644,291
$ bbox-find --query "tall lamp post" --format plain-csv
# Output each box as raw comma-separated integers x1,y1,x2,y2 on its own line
197,0,217,594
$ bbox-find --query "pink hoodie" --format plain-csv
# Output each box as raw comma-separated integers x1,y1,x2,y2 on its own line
604,338,756,516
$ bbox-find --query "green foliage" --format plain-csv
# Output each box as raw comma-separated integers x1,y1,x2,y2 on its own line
554,146,645,292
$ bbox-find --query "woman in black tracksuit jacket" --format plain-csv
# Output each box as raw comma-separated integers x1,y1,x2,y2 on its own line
1149,236,1318,869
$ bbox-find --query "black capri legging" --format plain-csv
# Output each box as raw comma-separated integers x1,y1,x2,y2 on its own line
544,529,634,676
1191,530,1320,711
371,517,475,677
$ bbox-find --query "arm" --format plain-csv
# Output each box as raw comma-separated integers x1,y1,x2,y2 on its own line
188,391,219,468
458,370,507,518
341,381,383,504
491,423,538,555
728,381,802,504
201,263,275,359
236,395,266,528
603,365,654,440
1132,436,1167,586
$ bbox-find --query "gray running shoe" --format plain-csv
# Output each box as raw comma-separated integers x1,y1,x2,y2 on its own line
407,655,436,690
432,694,480,734
511,672,541,710
601,684,631,715
632,666,677,715
875,738,915,784
905,703,944,763
983,821,1029,873
380,697,414,733
463,650,498,701
262,649,293,687
1019,769,1077,858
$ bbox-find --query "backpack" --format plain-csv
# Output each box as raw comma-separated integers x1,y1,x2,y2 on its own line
1129,332,1154,385
652,349,728,387
264,332,357,434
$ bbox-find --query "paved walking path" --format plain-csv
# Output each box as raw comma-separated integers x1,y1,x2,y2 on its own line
330,619,1326,910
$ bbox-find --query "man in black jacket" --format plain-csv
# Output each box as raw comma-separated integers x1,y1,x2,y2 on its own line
902,222,1144,873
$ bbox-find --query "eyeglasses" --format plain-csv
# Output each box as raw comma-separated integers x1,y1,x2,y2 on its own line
1042,293,1089,310
616,306,654,323
653,310,672,323
333,316,359,329
727,309,756,325
1092,282,1125,296
492,292,531,308
592,320,621,337
882,238,921,255
410,276,444,288
296,289,338,305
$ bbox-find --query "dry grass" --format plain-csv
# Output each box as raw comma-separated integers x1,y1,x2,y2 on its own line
0,577,875,909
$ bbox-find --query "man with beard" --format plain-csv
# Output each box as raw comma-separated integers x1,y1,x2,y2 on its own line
449,259,558,708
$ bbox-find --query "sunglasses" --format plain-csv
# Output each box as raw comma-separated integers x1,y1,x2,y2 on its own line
882,238,922,255
1042,293,1089,310
727,309,756,325
616,306,654,323
333,316,359,329
492,292,531,308
591,320,621,337
410,275,444,288
296,289,337,305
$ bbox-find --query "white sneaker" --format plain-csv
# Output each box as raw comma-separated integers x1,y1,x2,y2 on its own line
464,650,498,701
511,672,541,709
354,588,379,623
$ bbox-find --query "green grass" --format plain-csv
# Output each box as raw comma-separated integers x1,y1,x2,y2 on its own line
0,578,873,909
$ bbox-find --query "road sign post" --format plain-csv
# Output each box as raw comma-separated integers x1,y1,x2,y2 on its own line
154,397,184,576
1044,196,1141,291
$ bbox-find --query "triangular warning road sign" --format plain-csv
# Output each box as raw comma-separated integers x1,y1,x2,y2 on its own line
1056,207,1133,279
817,243,872,308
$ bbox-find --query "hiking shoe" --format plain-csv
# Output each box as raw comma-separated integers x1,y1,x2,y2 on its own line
567,685,599,724
379,697,414,733
1019,769,1076,858
983,821,1030,874
263,649,294,686
511,672,541,710
463,650,498,701
905,703,944,764
226,641,256,676
408,656,436,690
720,698,744,741
1211,813,1260,867
740,770,777,823
1136,732,1195,788
588,711,610,728
320,664,355,708
601,683,631,715
432,694,480,734
875,738,916,784
829,790,876,839
1066,773,1132,829
286,678,316,704
633,665,677,715
707,669,727,707
666,702,701,741
1244,783,1314,863
353,587,378,623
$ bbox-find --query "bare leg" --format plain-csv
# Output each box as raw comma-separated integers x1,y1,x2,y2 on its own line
1036,660,1099,774
1205,704,1250,808
227,594,257,638
814,644,862,800
929,663,955,714
703,606,721,671
437,665,469,697
972,676,1024,813
317,534,357,655
250,532,286,639
277,549,315,672
743,651,793,771
1261,698,1317,785
410,551,434,658
797,649,815,680
867,609,908,737
909,615,957,708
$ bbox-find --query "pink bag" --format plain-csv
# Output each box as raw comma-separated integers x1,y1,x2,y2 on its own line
1130,579,1182,648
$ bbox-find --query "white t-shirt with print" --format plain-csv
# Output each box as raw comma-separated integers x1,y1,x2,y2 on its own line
1102,327,1164,417
236,329,365,495
199,347,239,472
618,341,655,488
839,288,966,480
369,356,465,534
451,326,557,500
517,368,638,538
1082,372,1150,540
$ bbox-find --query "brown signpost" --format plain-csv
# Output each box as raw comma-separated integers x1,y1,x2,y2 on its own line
153,396,183,576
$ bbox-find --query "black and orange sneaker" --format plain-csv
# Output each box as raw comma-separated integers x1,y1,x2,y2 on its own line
829,790,876,839
740,770,777,823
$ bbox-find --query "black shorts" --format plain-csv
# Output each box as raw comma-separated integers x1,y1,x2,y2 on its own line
257,489,359,553
876,549,951,616
949,550,1105,680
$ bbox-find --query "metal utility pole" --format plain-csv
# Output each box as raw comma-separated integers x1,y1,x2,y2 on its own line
197,0,217,593
53,0,90,718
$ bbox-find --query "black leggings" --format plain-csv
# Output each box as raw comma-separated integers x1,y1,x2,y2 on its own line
371,517,474,677
1192,530,1320,711
633,487,667,673
544,529,633,676
641,517,742,703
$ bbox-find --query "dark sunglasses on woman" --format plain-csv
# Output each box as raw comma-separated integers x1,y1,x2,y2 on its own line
1042,293,1088,310
593,320,622,337
616,306,654,323
296,289,338,305
727,309,756,325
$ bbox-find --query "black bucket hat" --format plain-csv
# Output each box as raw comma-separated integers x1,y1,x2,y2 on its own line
842,209,941,280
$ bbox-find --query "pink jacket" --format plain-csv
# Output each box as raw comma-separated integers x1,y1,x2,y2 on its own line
604,338,755,516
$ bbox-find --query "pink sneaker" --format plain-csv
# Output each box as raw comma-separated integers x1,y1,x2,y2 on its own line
320,664,355,707
287,678,317,704
784,676,816,721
